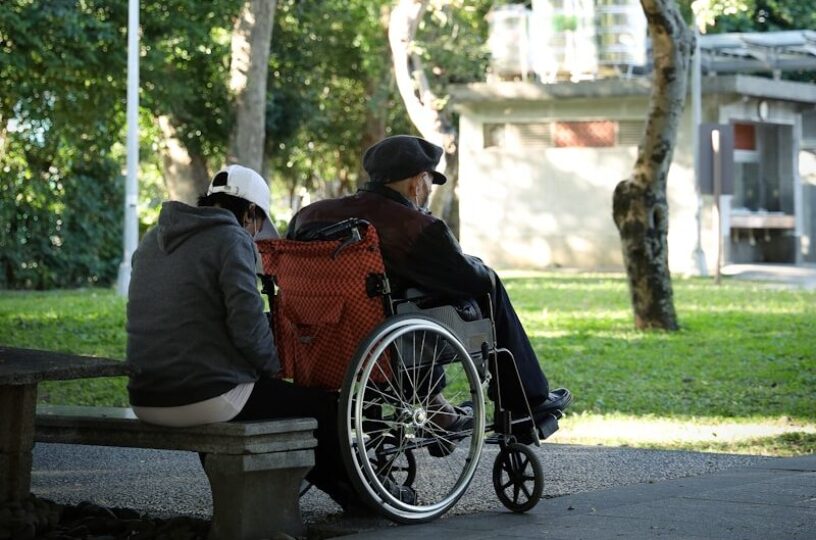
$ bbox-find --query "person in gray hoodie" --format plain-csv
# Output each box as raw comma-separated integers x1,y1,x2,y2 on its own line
126,165,360,507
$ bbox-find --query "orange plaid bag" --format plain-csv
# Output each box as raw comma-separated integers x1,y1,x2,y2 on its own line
256,224,391,390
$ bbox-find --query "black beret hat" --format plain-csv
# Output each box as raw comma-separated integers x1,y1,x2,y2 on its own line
363,135,447,185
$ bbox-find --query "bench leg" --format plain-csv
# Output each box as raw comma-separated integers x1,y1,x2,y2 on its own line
204,450,314,540
0,384,37,504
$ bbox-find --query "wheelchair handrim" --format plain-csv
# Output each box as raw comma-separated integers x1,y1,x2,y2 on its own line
347,318,486,519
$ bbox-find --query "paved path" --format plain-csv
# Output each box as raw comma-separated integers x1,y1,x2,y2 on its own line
347,454,816,539
32,441,796,537
723,263,816,289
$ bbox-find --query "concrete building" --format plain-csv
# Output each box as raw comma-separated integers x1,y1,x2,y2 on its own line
452,13,816,274
451,76,816,273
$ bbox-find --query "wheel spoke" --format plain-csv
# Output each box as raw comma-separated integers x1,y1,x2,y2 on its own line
343,319,485,521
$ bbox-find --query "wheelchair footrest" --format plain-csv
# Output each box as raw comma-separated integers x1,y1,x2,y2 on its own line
537,412,560,440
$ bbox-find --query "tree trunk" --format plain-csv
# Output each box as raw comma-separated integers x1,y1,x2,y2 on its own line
359,93,388,186
157,116,211,205
612,0,693,330
358,6,391,188
389,0,460,236
228,0,276,173
0,115,6,155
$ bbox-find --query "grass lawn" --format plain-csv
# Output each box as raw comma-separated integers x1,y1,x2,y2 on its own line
1,272,814,456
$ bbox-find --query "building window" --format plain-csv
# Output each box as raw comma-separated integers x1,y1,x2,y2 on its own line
483,123,506,148
485,120,643,148
554,121,616,147
802,111,816,148
515,123,552,146
617,120,645,146
733,122,756,150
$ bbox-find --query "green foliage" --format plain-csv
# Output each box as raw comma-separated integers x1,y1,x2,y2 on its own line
0,152,123,289
265,0,411,202
263,0,493,210
0,0,243,289
687,0,816,82
0,1,127,289
139,0,241,159
416,1,492,88
0,1,126,140
688,0,816,33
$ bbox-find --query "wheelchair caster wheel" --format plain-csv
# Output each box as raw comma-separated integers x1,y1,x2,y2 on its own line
492,442,543,513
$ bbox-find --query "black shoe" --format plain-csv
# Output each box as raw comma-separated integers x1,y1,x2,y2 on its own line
381,477,417,505
535,388,573,413
513,388,573,444
426,402,474,458
342,499,380,518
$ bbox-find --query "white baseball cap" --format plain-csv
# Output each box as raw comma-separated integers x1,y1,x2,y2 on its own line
207,165,279,239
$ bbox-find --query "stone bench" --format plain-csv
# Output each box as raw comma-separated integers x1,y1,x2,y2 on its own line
35,405,317,540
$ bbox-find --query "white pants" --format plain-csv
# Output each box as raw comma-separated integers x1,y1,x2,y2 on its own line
131,382,255,427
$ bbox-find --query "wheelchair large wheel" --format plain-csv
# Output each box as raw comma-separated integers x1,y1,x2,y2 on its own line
492,443,543,513
371,435,416,487
339,314,486,524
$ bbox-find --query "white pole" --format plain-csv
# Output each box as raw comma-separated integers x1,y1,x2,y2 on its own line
116,0,140,296
712,129,722,285
691,17,707,276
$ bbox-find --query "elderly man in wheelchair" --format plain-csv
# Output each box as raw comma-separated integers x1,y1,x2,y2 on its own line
257,135,571,523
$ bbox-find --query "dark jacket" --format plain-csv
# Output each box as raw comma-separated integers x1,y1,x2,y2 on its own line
126,201,279,407
287,183,493,299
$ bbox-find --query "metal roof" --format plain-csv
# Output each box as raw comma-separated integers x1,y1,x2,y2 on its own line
700,30,816,76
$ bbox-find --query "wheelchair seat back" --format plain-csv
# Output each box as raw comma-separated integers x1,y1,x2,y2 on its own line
395,302,493,374
256,220,390,390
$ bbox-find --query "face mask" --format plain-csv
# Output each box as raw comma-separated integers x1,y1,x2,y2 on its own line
245,205,260,239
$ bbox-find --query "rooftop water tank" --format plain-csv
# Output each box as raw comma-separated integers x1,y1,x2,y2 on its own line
487,4,532,80
530,0,598,82
595,0,649,69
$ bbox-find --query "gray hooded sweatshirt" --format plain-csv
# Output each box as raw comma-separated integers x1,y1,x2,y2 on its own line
126,201,279,407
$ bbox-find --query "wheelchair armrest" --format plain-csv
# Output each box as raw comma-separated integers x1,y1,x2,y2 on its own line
403,287,428,302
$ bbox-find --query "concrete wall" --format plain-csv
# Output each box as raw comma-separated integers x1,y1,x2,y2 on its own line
457,87,812,272
458,95,703,274
799,148,816,263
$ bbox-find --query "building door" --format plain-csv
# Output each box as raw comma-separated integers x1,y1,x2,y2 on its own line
729,122,797,264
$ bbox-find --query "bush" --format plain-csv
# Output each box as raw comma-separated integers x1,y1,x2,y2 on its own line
0,154,123,289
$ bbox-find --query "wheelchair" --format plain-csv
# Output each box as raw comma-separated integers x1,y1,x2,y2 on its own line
256,218,569,523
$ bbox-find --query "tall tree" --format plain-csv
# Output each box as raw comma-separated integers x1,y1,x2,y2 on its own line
389,0,460,235
157,116,210,204
140,0,240,202
358,4,393,187
228,0,276,173
264,0,412,210
612,0,694,330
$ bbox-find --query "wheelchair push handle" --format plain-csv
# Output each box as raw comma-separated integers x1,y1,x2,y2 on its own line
304,217,370,242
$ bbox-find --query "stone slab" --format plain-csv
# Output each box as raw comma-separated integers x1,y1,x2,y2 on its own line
0,347,128,385
35,407,318,454
204,449,315,474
